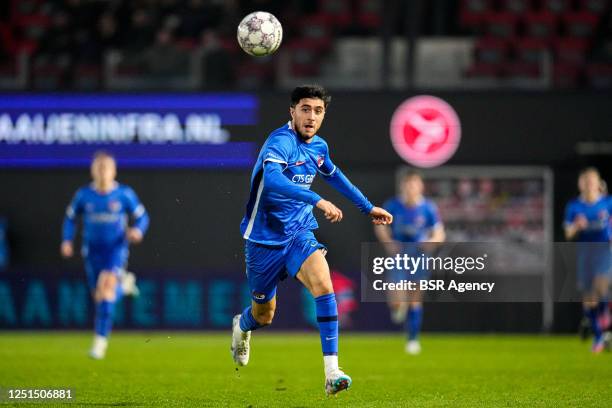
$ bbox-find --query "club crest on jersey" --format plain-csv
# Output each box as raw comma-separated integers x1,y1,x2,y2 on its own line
109,200,122,212
317,155,324,167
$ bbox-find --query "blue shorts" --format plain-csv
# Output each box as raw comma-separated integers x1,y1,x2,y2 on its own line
576,243,612,292
245,230,326,304
83,244,128,290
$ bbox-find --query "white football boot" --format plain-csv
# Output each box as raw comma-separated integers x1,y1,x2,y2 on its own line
405,340,421,355
89,335,108,360
120,270,140,297
231,314,251,366
325,368,352,395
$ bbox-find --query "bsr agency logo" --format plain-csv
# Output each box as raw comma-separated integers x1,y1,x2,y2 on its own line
389,96,461,168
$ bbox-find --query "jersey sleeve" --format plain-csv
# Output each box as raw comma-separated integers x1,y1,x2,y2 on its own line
262,134,293,168
425,201,442,229
317,140,337,177
123,186,150,235
318,140,373,213
62,189,84,241
563,200,577,227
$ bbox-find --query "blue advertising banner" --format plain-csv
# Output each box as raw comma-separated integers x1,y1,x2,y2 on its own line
0,93,258,169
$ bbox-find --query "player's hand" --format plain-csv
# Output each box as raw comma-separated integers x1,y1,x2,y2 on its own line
574,215,588,231
370,207,393,225
60,241,74,258
316,199,343,223
126,228,143,244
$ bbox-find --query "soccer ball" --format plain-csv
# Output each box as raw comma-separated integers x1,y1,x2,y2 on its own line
237,11,283,57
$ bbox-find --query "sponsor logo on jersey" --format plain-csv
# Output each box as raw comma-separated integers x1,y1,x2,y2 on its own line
109,200,122,212
295,160,305,166
292,174,315,184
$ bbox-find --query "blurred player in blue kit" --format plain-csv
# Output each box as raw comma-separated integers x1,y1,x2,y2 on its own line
61,151,149,359
564,167,612,353
374,171,445,354
231,85,393,395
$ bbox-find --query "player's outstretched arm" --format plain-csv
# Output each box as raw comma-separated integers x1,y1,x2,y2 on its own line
369,206,393,225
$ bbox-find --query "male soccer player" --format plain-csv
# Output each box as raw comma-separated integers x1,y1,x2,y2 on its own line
564,167,612,353
231,85,393,395
374,170,445,354
61,151,149,359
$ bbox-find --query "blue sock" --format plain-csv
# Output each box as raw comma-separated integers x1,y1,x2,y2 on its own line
315,293,338,356
95,300,115,338
585,307,602,340
407,305,423,341
597,297,609,316
239,306,263,332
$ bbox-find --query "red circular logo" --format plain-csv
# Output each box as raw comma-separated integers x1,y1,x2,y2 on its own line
390,95,461,168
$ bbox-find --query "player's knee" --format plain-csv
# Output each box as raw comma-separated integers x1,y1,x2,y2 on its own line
309,278,334,297
254,307,275,326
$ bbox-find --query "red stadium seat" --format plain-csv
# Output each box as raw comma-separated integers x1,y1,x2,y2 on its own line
585,63,612,87
474,37,509,64
543,0,571,14
553,63,582,87
318,0,352,28
464,62,502,79
357,0,382,30
524,12,558,38
460,0,494,27
299,14,333,51
514,38,550,63
553,38,590,64
579,0,610,14
500,0,533,14
503,62,541,79
484,13,519,38
562,12,600,37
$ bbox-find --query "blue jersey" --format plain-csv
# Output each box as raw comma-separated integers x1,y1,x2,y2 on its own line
62,183,149,249
564,195,612,242
383,197,441,243
241,122,372,245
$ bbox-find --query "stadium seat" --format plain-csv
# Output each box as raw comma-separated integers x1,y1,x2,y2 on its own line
562,12,600,38
484,13,519,38
514,38,550,63
500,0,533,14
585,63,612,87
543,0,571,14
356,0,382,30
474,38,509,64
553,38,590,64
298,14,333,51
460,0,494,28
524,12,558,38
318,0,352,28
504,61,541,79
553,63,582,87
31,63,65,89
286,40,321,77
579,0,610,13
464,62,503,79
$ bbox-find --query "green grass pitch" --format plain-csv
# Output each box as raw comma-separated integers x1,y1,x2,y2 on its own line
0,332,611,407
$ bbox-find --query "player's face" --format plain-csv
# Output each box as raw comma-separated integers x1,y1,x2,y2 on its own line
578,171,600,195
290,98,326,141
91,156,117,185
401,176,424,200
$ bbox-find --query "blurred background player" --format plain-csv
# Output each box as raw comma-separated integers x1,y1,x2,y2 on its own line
231,85,392,395
564,167,612,353
61,151,149,359
374,170,445,354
